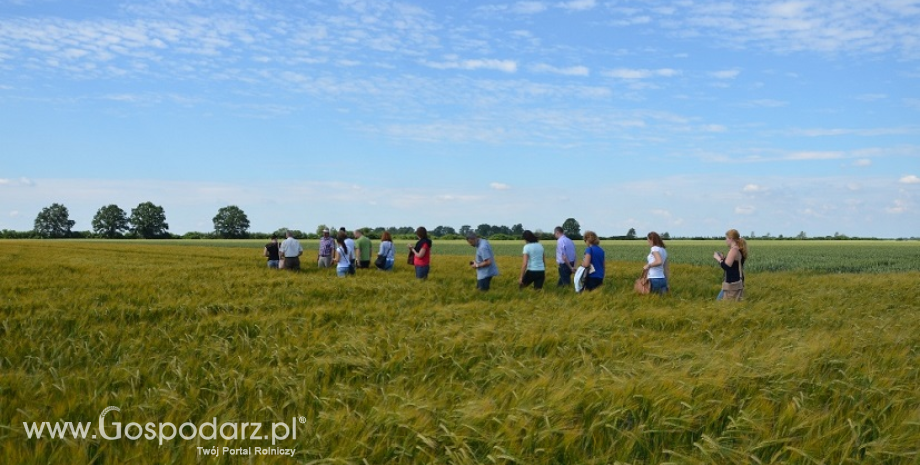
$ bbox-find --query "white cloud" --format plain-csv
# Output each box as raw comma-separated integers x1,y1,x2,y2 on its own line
512,2,548,14
531,63,590,76
423,58,518,73
735,206,756,215
743,184,764,192
9,210,19,217
710,69,741,79
558,0,597,11
853,159,872,167
900,175,920,184
490,182,511,190
603,68,680,79
785,151,845,160
886,199,908,214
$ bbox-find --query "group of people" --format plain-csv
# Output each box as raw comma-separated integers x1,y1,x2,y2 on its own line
263,226,749,301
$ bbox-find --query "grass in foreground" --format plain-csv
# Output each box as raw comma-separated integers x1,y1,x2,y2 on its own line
1,241,919,464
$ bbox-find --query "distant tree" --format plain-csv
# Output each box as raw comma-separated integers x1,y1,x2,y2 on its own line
749,231,756,239
796,231,808,240
213,205,250,239
316,224,331,235
662,232,670,240
92,204,129,238
626,228,637,239
561,218,581,238
476,224,492,237
511,223,524,236
34,203,75,238
459,225,472,237
130,202,170,239
432,225,456,237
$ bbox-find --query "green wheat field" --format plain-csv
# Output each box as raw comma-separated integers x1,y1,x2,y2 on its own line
2,239,919,464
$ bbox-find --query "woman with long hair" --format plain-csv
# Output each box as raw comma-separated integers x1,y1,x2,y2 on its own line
333,232,352,277
643,231,669,294
408,226,432,279
713,229,748,300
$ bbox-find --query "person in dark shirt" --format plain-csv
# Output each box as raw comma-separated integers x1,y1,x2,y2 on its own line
264,235,280,269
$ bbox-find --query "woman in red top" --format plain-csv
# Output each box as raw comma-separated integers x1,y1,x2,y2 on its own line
408,226,432,279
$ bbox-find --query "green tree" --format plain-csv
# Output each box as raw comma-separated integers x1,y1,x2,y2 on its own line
130,202,169,239
561,218,581,238
212,205,250,239
92,204,129,238
626,228,637,239
34,203,75,238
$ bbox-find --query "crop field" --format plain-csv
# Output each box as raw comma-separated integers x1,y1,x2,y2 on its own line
1,239,919,464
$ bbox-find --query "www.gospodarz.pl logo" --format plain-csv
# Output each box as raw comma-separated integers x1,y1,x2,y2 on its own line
24,406,305,448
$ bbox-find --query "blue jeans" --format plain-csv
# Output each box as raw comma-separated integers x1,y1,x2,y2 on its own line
557,262,574,286
415,265,430,279
382,259,394,271
477,276,493,291
336,267,349,277
267,260,279,269
650,278,668,294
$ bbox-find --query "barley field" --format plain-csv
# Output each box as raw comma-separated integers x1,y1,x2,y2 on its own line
1,239,919,464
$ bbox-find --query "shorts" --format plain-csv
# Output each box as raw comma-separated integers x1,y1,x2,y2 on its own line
520,270,545,289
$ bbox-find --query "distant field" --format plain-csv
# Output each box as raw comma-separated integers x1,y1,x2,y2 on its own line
2,240,919,464
61,238,920,273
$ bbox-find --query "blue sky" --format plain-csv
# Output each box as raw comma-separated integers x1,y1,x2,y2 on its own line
1,0,918,238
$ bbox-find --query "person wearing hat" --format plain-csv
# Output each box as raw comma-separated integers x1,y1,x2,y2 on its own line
466,232,499,291
317,228,334,268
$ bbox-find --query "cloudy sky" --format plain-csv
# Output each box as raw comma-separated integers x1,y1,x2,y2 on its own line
1,0,918,238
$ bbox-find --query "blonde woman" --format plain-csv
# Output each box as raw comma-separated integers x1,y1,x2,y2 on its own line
713,229,748,300
580,231,605,291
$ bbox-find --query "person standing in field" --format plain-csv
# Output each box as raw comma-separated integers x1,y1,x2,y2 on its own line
354,230,372,269
263,234,280,269
317,228,334,268
519,230,546,290
280,230,303,271
340,227,356,275
409,226,432,279
333,233,352,277
376,231,396,271
554,226,576,287
643,231,670,294
466,232,499,291
714,228,748,301
580,231,605,291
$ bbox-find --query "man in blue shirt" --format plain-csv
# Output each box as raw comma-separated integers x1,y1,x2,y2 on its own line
466,232,499,291
554,226,576,287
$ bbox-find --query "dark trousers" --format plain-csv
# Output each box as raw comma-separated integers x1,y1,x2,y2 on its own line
557,262,574,286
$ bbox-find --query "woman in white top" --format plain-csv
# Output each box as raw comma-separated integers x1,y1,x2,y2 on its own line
333,233,353,277
642,231,669,294
519,230,546,290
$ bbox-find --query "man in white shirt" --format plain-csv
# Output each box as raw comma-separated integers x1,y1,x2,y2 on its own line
280,230,303,271
554,226,576,287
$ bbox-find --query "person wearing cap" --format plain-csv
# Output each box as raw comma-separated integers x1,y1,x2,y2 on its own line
317,228,334,268
466,232,499,291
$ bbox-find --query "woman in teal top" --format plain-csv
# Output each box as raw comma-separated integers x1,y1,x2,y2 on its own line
519,230,546,289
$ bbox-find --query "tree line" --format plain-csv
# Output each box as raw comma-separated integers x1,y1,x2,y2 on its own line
2,203,904,240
